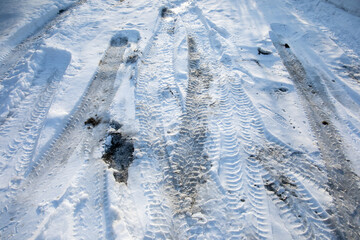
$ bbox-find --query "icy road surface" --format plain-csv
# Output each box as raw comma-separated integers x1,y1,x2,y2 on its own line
1,0,360,239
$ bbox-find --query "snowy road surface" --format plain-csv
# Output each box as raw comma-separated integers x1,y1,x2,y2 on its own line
1,0,360,239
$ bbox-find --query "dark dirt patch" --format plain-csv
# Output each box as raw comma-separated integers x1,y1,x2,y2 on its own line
264,182,276,192
257,47,272,55
161,7,173,18
84,116,102,127
280,175,297,188
102,131,134,184
126,54,138,64
276,87,288,93
264,181,288,202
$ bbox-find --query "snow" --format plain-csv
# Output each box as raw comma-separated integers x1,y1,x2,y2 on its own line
0,0,78,63
1,0,360,239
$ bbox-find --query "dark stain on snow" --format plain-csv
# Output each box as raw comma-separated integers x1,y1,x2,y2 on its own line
264,179,293,202
102,122,134,184
257,47,272,55
126,54,138,64
280,175,297,188
265,175,297,201
84,116,102,128
275,87,288,93
161,7,173,18
322,121,329,126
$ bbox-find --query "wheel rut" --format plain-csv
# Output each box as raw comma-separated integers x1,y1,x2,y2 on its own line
134,7,221,238
0,48,71,207
169,35,211,211
0,30,139,238
215,64,337,239
133,11,177,239
177,2,340,238
167,35,215,238
271,30,360,239
29,31,139,180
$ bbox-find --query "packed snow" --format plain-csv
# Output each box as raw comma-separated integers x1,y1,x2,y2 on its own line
0,0,360,239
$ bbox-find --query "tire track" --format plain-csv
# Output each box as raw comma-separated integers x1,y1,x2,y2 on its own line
0,47,71,126
28,31,137,180
71,138,92,240
169,35,212,211
72,135,115,240
218,82,247,239
229,74,336,239
177,4,273,238
28,136,110,240
215,78,272,239
0,31,138,237
178,2,339,238
94,160,115,240
0,0,122,122
1,73,61,192
1,142,85,239
163,5,236,238
22,133,114,239
135,8,226,238
133,11,176,239
271,30,360,239
0,48,71,205
167,34,222,239
216,68,337,239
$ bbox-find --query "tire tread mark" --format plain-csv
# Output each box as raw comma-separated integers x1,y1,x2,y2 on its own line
134,16,176,239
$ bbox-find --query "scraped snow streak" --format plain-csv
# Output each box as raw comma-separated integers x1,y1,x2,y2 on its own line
0,0,360,239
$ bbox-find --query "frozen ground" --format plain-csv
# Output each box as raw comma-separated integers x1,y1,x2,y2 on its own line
0,0,360,239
